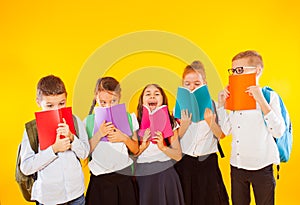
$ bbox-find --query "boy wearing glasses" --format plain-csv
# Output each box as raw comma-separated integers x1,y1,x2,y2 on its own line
217,50,286,205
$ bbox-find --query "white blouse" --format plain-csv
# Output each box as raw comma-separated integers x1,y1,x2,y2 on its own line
88,113,139,175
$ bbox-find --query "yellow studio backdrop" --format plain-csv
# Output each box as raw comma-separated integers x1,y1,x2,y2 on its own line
0,0,299,204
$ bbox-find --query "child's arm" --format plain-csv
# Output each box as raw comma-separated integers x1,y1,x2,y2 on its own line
204,108,225,140
153,130,182,161
107,129,139,155
134,128,151,156
178,109,192,138
89,121,115,153
20,131,59,175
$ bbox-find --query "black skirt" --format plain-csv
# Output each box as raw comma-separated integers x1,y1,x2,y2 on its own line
136,161,185,205
174,153,229,205
85,166,138,205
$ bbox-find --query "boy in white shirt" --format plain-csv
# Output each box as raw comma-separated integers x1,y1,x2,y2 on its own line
20,75,90,205
218,50,286,205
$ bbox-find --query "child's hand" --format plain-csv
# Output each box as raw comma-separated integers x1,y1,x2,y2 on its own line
142,128,151,142
57,118,74,142
218,86,230,107
107,128,128,143
152,131,167,151
52,133,71,153
180,109,192,129
204,108,216,127
98,121,115,139
246,85,264,103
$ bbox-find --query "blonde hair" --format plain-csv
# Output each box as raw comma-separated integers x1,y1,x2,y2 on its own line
232,50,264,68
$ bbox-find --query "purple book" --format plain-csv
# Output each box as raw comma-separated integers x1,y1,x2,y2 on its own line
93,103,132,141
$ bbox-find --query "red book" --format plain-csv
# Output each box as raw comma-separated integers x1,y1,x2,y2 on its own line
35,107,76,150
138,105,174,143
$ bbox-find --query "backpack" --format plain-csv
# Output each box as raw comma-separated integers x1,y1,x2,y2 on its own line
262,86,293,162
15,116,79,202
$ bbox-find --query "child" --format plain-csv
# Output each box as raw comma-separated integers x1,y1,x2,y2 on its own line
20,75,90,205
135,84,185,205
218,50,286,205
174,61,229,205
85,76,139,205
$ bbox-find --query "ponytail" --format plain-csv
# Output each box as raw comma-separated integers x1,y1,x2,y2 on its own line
88,98,97,115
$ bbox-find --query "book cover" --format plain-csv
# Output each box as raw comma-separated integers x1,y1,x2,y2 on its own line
225,73,256,110
35,107,76,150
93,103,132,141
174,85,213,122
138,105,174,143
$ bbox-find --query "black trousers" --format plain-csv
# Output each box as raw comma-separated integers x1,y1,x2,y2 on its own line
231,164,275,205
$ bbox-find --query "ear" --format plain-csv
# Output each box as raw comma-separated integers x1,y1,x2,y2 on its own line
36,98,41,107
256,66,263,77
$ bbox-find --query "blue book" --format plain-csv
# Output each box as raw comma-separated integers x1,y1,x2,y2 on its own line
174,85,213,122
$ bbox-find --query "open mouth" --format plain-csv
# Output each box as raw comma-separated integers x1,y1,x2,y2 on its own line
148,102,158,111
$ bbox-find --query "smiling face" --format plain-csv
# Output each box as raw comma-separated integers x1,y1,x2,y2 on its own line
142,84,163,111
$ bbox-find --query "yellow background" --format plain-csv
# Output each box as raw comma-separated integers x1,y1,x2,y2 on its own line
1,0,299,204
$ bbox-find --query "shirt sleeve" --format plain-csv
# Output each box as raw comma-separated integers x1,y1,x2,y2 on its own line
130,113,139,132
217,106,232,136
70,115,90,159
263,91,286,138
20,129,58,176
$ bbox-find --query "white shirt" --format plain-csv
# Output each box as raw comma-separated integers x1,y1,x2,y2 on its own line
20,115,90,205
88,113,139,175
137,123,179,163
217,90,286,170
180,120,218,157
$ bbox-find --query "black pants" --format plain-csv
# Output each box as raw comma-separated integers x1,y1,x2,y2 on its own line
231,164,275,205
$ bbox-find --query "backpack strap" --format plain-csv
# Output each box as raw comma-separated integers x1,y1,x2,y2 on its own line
72,115,79,138
262,86,281,179
211,100,225,158
85,114,95,140
25,120,39,153
127,112,134,137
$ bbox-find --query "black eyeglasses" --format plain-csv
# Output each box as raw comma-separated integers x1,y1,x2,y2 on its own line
228,66,256,75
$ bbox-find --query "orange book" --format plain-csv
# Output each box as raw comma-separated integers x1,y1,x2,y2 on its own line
35,107,76,150
225,73,256,111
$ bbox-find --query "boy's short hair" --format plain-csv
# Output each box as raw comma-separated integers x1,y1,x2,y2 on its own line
232,50,264,68
36,75,67,100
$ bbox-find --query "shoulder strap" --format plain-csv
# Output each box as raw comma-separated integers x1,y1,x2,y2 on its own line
211,100,225,158
72,115,79,138
25,120,39,153
86,114,95,140
127,112,134,137
262,86,272,104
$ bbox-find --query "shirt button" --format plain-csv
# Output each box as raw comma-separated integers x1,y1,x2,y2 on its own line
240,112,242,115
237,153,240,156
238,126,240,128
237,140,239,143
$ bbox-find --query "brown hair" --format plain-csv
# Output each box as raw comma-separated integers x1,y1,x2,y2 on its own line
137,84,175,129
88,77,121,115
232,50,264,68
182,60,207,83
36,75,67,100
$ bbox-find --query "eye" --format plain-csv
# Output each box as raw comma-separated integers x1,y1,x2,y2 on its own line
184,82,190,86
46,104,53,108
145,93,150,96
59,102,65,106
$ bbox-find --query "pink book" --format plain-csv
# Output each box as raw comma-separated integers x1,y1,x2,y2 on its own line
35,107,76,150
138,105,174,143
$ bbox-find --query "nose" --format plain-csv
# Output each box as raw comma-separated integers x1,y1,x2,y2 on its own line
189,84,195,91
